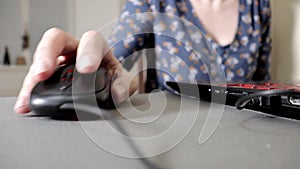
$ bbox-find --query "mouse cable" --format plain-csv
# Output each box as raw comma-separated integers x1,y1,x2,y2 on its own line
235,89,296,110
60,103,161,169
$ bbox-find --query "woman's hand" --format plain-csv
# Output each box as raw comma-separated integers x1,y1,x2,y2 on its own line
14,28,138,114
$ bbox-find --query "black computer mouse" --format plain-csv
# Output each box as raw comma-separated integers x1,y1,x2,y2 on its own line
30,64,114,116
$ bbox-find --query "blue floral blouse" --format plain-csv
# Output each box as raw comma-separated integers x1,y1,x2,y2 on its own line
109,0,272,89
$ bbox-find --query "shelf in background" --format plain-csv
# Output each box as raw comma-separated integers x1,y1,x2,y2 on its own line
0,65,30,96
0,65,30,71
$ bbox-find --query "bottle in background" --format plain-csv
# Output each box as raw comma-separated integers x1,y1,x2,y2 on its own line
16,29,31,65
3,46,11,65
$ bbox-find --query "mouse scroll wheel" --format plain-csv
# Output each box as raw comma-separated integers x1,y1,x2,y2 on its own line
61,69,74,82
59,65,75,91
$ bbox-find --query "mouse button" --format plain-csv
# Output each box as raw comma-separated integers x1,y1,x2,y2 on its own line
43,66,65,85
63,85,73,95
60,65,75,82
71,73,96,94
58,79,73,91
33,81,63,95
59,83,73,91
58,65,76,91
71,68,109,95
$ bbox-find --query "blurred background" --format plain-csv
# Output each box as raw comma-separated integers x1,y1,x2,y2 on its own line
0,0,299,96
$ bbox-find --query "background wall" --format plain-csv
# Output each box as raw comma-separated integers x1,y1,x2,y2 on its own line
0,0,22,64
0,0,69,65
73,0,123,39
29,0,69,59
271,0,300,81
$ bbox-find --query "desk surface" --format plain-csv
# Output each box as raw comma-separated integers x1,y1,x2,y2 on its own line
1,92,300,169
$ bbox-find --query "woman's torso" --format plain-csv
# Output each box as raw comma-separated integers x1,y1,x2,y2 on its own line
109,0,272,89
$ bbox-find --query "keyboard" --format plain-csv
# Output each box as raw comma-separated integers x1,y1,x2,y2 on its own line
166,81,300,120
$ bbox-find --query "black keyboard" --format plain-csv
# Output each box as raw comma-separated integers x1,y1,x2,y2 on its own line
166,81,300,120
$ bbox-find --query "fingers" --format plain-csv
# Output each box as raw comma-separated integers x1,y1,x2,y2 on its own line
76,31,110,73
14,28,132,114
14,28,79,114
77,34,137,103
33,28,78,79
77,32,138,103
111,66,139,103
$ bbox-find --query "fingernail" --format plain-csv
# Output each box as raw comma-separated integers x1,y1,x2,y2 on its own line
14,98,27,113
77,56,95,72
14,98,22,109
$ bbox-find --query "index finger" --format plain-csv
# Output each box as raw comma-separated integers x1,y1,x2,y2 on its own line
33,28,79,79
76,30,110,73
14,28,79,114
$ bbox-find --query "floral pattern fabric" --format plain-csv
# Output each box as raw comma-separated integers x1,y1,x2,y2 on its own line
109,0,271,90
